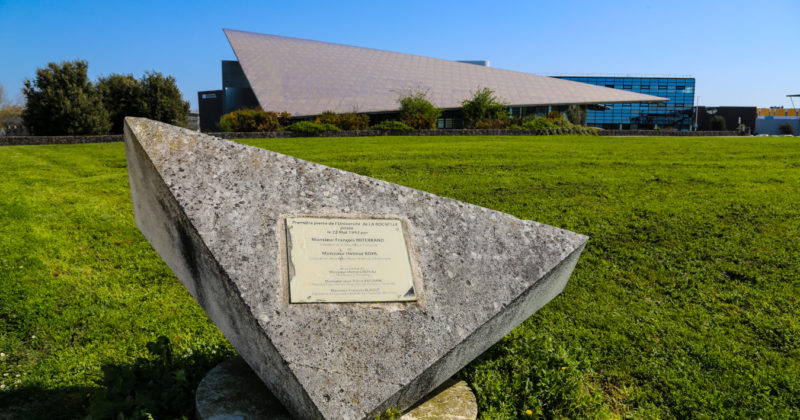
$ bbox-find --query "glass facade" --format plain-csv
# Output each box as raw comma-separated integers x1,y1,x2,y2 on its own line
555,77,696,131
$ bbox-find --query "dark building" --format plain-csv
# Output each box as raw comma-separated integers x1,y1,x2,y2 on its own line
554,76,696,131
198,61,260,131
694,106,756,132
198,90,222,131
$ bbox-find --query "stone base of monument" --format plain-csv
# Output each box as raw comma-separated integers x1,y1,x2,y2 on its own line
196,357,478,420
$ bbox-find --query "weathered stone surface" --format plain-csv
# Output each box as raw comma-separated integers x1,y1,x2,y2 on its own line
195,357,477,420
401,380,477,420
124,117,587,420
196,356,293,420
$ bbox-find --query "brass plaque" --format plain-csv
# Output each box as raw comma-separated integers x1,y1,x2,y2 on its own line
285,217,417,303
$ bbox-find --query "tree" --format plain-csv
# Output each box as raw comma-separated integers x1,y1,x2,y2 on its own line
139,71,190,128
710,115,727,131
461,87,509,128
398,90,441,129
97,74,144,134
0,105,24,134
22,60,110,135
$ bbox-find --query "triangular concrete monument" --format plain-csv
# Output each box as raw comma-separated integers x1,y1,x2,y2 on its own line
124,117,588,420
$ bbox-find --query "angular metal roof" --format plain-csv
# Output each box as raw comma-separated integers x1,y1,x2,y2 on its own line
224,29,666,117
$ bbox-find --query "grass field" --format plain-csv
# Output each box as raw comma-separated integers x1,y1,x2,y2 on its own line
1,135,798,419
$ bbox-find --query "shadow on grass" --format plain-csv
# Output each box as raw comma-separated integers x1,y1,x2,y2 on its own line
0,337,235,420
0,384,95,420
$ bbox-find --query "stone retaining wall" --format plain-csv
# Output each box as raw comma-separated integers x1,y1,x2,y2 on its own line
2,129,745,146
1,134,123,146
599,130,742,136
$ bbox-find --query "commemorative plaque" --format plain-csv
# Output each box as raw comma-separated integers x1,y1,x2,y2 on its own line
284,217,417,303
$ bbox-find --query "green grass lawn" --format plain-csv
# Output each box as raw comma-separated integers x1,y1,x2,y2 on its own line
1,135,798,419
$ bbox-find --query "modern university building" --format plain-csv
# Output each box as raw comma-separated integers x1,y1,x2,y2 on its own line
554,76,696,131
199,29,668,131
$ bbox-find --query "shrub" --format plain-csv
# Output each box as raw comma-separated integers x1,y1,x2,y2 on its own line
511,116,599,135
277,111,292,126
566,105,586,125
315,111,370,130
710,115,727,131
461,87,509,128
217,108,284,132
473,119,511,129
546,110,564,121
285,121,339,135
370,120,413,132
779,122,795,135
398,91,441,129
521,117,556,130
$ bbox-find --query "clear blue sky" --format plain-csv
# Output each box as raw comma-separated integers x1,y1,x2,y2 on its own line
1,0,798,111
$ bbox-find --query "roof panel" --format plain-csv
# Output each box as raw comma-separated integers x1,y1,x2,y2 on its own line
224,29,667,116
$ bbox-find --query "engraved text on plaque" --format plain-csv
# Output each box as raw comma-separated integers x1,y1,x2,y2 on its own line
285,217,417,303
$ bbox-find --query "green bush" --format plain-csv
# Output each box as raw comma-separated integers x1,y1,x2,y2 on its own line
398,91,441,129
285,121,339,135
546,110,564,121
521,117,556,130
779,122,795,135
511,116,599,135
461,87,510,128
710,115,727,131
217,108,284,132
472,119,511,129
277,111,292,126
370,120,413,132
316,111,370,131
566,105,587,126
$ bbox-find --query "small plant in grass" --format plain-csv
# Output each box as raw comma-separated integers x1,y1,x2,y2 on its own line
779,122,795,135
370,120,413,132
462,333,609,419
285,120,339,135
374,408,402,419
